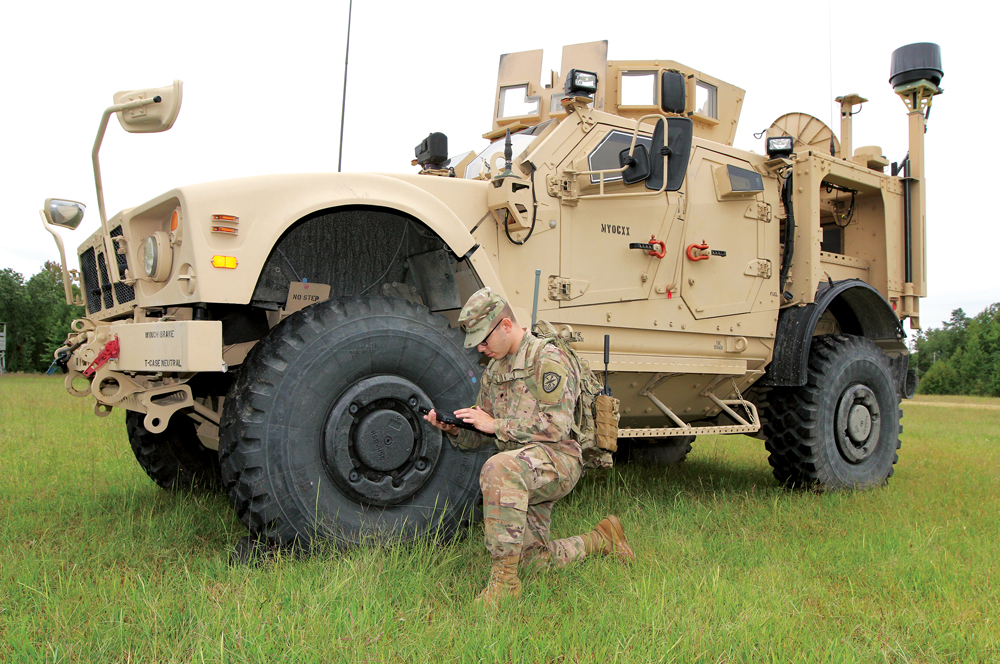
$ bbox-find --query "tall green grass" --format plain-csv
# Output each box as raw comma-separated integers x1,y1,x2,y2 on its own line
2,374,997,663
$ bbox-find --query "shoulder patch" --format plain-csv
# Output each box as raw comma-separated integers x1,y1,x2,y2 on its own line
536,360,567,403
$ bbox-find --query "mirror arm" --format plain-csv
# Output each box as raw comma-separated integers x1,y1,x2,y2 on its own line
91,95,161,284
92,96,161,228
39,210,79,306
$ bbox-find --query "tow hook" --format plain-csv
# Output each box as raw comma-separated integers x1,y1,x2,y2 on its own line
46,339,86,375
83,337,120,377
686,241,711,261
629,235,667,259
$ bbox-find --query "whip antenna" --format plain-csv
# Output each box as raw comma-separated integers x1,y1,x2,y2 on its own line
337,0,353,173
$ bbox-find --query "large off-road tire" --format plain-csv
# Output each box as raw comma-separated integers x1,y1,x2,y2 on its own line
125,411,222,491
616,436,695,466
762,335,901,490
219,297,491,548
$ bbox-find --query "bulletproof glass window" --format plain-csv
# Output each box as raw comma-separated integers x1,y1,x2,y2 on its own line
695,80,718,119
727,165,764,192
620,71,657,106
588,130,653,184
498,85,540,119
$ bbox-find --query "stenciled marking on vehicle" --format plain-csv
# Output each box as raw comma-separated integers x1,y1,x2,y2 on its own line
600,224,630,236
144,358,182,368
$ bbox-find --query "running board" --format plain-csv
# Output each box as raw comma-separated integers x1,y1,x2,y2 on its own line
618,374,761,439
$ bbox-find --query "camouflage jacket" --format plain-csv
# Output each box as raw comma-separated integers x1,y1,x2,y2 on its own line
452,332,582,458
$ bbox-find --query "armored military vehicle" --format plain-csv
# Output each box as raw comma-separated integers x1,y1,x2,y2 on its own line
41,41,942,548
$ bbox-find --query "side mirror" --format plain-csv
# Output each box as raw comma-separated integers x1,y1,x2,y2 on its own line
661,71,686,114
665,117,694,191
114,80,183,133
646,117,694,192
619,144,650,185
647,120,666,190
44,198,86,230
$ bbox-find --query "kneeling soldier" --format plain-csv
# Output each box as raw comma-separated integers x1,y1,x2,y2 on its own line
424,287,634,605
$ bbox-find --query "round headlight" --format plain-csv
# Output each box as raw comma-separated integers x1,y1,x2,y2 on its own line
141,231,173,282
143,235,158,277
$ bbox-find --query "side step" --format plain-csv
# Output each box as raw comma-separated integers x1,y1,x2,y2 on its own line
617,375,760,439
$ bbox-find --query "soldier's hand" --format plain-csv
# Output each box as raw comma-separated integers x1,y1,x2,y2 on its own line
454,406,495,435
423,409,459,435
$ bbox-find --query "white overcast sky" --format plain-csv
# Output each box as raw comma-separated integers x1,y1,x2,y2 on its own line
2,0,993,331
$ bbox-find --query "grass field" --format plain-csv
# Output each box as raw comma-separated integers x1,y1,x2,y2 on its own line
1,374,998,663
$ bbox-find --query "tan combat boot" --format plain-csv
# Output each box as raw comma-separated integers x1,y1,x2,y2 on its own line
581,515,635,563
474,555,522,606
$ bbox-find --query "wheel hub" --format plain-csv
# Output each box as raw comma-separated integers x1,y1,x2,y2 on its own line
323,375,442,506
354,410,415,471
835,384,881,463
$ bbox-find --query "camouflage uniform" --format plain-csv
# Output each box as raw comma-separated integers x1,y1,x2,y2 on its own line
453,290,588,567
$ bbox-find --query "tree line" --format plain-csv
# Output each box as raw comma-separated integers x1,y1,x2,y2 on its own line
2,261,996,397
912,304,1000,397
0,262,83,373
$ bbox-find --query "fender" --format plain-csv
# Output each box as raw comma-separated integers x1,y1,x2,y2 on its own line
121,173,500,307
761,279,907,388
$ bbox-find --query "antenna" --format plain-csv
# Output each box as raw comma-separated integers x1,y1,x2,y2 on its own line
602,334,612,396
337,0,353,173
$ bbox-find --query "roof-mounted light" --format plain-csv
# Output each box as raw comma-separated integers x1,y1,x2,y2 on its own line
564,69,598,99
766,136,794,159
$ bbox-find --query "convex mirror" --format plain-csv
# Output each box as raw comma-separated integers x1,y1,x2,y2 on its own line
44,198,86,230
619,144,650,185
114,80,183,133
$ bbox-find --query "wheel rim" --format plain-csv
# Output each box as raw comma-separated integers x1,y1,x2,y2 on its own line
834,384,881,463
323,375,442,507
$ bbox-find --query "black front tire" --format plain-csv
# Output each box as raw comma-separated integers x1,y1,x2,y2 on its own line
219,297,491,548
762,335,901,490
125,411,222,491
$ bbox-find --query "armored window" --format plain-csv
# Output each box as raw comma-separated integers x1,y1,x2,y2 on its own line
587,130,653,184
620,71,657,106
695,80,718,119
727,165,763,193
498,85,540,119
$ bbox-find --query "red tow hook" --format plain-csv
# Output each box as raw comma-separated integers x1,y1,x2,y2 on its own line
646,236,666,259
83,336,120,377
686,240,710,261
630,235,667,258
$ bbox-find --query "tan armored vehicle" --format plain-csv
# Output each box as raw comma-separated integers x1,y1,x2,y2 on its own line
42,41,942,548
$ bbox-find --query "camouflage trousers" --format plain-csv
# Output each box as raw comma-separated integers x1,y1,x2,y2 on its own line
480,443,586,566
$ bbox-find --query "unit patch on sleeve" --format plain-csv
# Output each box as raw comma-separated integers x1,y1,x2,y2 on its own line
543,372,561,393
536,360,567,403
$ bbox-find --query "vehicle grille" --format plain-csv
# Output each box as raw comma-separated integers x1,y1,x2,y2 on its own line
97,252,113,309
80,247,101,314
109,226,135,305
79,228,137,316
